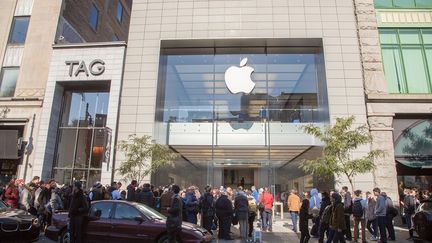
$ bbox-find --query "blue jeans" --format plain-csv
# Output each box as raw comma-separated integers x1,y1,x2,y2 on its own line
290,211,299,232
262,209,272,231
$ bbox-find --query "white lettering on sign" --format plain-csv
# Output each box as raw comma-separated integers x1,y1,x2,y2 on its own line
65,59,105,77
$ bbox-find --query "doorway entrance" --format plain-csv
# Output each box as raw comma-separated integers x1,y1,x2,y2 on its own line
223,168,254,188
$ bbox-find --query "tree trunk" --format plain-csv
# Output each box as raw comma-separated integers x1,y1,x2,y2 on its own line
348,176,355,192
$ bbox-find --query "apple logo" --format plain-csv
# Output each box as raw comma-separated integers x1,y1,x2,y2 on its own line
224,58,255,94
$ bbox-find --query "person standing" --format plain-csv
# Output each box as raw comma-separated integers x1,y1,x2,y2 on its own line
374,187,387,243
352,190,367,243
69,181,89,243
136,183,155,208
259,187,274,232
383,192,396,241
111,182,122,200
185,187,199,224
160,186,174,216
88,182,103,201
310,188,321,237
126,180,138,201
247,191,257,238
300,198,314,243
251,186,259,204
234,186,249,240
215,189,233,240
341,186,353,241
318,192,331,243
366,191,378,241
287,189,301,232
328,193,346,243
19,183,34,212
166,185,183,243
4,179,19,208
199,185,215,234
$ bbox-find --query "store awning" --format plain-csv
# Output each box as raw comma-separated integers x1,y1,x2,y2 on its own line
396,159,432,169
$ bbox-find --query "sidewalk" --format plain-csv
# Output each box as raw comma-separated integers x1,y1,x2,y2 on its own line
216,213,413,243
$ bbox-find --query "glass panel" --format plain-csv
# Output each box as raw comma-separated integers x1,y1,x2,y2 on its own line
8,17,29,44
0,68,19,97
88,170,101,190
422,30,432,44
116,2,123,22
114,203,141,220
89,4,99,30
382,47,407,93
72,169,88,188
399,29,421,44
74,129,93,168
424,48,432,88
416,0,432,8
380,30,398,44
90,202,113,218
402,47,430,93
374,0,394,8
393,0,416,8
91,129,107,168
53,169,73,186
55,129,77,168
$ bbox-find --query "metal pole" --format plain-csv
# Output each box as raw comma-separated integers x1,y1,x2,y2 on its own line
23,114,35,182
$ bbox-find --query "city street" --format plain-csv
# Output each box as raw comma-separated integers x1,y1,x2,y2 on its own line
36,213,413,243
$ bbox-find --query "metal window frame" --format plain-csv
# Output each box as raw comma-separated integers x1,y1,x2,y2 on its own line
89,3,99,31
7,16,30,45
375,0,432,9
116,1,124,24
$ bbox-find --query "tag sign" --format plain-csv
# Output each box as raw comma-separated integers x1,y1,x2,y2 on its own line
65,59,105,77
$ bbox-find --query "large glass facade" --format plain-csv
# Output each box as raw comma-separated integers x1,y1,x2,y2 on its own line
153,46,330,191
53,90,110,189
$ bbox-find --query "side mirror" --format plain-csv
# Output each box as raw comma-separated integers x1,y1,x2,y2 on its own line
134,216,144,223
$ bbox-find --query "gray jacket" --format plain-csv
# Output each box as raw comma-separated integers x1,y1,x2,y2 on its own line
366,199,377,221
375,194,387,217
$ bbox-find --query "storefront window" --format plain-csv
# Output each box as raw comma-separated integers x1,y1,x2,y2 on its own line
53,90,109,189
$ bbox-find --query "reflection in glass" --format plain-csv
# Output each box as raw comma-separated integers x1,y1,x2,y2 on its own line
54,90,109,189
0,68,19,97
53,169,73,186
8,17,29,44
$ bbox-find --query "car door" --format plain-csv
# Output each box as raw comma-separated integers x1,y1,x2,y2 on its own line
85,201,114,243
109,202,150,243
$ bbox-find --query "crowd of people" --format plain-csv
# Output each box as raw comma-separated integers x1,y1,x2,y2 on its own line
0,177,430,243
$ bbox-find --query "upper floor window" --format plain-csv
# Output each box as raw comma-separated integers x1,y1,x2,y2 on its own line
375,0,432,8
89,4,99,31
0,67,19,97
380,28,432,93
116,1,124,23
8,17,29,44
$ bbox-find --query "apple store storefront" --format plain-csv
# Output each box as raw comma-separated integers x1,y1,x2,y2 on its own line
152,41,332,192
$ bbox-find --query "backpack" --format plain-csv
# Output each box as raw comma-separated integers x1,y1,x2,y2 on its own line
248,198,257,212
321,205,333,225
352,200,363,218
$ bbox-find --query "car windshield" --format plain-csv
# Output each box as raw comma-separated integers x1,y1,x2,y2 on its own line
134,203,166,220
420,202,432,212
0,201,8,209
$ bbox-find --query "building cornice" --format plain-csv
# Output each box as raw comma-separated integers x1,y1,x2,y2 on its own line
367,93,432,103
53,41,127,49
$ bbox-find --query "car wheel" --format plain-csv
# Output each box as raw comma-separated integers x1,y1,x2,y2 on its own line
157,234,181,243
59,229,70,243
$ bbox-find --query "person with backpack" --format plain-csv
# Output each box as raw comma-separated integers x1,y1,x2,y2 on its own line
318,192,331,243
247,190,257,238
341,186,353,241
199,185,215,234
374,187,387,243
288,189,301,233
352,190,367,243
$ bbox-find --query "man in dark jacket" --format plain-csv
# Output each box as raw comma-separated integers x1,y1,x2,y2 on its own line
328,193,346,243
160,186,174,216
234,186,249,240
199,185,215,234
318,192,331,243
89,182,103,201
137,183,155,208
341,186,352,241
216,189,233,240
166,184,182,243
126,180,138,201
69,181,89,243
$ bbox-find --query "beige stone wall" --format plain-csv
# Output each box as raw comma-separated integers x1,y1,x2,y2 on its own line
119,0,372,188
0,0,16,66
353,0,398,200
15,0,62,97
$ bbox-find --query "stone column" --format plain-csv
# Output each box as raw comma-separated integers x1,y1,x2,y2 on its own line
353,0,388,95
368,115,399,202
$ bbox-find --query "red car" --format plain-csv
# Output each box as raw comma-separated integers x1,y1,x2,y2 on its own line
45,200,212,243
